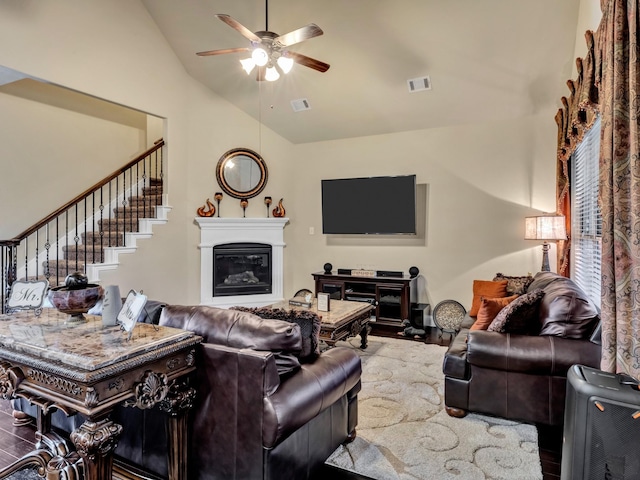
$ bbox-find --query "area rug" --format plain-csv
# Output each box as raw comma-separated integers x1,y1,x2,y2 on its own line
326,336,542,480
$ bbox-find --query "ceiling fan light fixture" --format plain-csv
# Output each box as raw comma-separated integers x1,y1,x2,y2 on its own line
265,65,280,82
240,57,256,74
252,47,269,67
277,55,294,74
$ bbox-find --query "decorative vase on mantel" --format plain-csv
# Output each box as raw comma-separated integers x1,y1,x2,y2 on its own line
272,198,286,218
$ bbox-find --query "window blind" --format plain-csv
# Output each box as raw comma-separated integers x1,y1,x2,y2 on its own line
571,116,601,307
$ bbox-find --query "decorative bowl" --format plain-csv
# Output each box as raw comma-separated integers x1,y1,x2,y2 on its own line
48,284,104,322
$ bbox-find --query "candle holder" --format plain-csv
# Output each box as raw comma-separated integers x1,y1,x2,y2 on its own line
264,196,272,218
214,192,223,217
240,199,249,217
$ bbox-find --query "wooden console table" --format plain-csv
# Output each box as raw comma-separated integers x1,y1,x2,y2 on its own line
0,309,202,480
269,299,373,349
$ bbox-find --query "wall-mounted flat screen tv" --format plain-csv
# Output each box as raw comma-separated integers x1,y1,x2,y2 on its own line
321,175,417,234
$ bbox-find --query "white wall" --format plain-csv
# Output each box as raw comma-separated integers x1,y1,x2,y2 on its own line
0,0,583,312
0,88,145,237
287,112,558,309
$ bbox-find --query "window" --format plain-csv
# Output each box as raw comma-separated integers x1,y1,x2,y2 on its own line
571,116,601,307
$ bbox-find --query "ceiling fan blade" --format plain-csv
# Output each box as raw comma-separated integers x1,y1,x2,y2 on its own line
275,24,323,47
288,51,330,73
196,47,250,56
256,66,266,82
215,14,261,43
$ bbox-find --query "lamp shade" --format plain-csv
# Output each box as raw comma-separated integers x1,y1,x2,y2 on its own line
524,215,567,241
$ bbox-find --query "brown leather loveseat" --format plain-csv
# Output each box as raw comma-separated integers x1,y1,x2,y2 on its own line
14,304,362,479
442,272,601,426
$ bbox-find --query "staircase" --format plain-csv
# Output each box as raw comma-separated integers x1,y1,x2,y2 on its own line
0,140,167,310
49,179,169,286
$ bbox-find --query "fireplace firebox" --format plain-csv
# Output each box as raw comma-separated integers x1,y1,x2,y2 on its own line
213,243,272,297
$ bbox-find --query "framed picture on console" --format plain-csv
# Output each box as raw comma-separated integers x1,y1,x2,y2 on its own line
118,290,148,338
7,280,49,312
317,292,330,312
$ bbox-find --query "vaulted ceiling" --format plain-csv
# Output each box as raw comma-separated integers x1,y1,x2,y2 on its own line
143,0,579,144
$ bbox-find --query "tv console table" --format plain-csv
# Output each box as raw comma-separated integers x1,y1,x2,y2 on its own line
312,271,417,332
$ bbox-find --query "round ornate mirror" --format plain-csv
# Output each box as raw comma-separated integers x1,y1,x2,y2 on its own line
216,148,268,199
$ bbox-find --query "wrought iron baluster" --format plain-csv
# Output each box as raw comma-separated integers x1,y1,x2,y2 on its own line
116,176,120,248
92,192,99,263
34,230,39,280
65,210,69,279
56,217,60,287
99,186,105,257
158,147,163,189
74,204,80,274
83,197,88,266
142,155,148,218
24,235,29,282
126,166,131,232
45,224,51,284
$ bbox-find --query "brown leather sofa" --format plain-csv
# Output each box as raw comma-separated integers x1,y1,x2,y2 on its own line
15,304,362,479
442,272,601,426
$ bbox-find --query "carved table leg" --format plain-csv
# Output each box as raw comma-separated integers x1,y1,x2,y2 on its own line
69,417,122,480
158,380,197,480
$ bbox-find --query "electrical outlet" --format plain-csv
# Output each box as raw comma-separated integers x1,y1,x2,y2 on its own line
309,227,315,235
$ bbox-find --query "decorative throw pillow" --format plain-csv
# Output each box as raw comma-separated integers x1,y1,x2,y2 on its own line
493,273,534,296
231,306,321,362
469,280,508,317
471,295,519,330
488,288,545,335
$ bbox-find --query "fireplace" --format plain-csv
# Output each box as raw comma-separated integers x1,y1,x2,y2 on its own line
213,243,272,297
195,217,288,308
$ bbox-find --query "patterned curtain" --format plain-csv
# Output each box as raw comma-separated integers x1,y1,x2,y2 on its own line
555,32,600,277
599,0,640,377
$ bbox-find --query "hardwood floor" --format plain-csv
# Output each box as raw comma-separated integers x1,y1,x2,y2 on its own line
0,329,563,480
0,400,37,470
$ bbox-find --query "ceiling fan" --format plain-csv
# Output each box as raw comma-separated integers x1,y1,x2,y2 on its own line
196,0,330,81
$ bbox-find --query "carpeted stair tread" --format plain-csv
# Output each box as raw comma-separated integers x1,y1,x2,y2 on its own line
113,206,157,218
142,185,163,196
40,261,87,286
62,246,105,263
44,260,86,270
128,196,163,207
82,231,125,246
98,219,141,232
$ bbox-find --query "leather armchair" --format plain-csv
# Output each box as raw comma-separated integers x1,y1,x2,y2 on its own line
157,305,362,480
443,272,601,426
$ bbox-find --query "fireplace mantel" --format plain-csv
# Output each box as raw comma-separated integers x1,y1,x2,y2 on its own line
196,217,289,308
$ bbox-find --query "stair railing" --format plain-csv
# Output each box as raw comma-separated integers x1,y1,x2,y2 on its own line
0,139,164,313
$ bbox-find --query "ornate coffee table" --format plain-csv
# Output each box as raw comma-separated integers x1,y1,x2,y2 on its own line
0,308,201,480
269,299,373,349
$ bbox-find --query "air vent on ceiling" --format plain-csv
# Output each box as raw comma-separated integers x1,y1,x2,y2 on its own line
291,98,311,112
407,75,432,93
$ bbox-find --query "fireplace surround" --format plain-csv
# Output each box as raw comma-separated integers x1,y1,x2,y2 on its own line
196,217,288,308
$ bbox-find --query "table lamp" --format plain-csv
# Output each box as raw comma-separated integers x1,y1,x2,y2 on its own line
525,214,567,272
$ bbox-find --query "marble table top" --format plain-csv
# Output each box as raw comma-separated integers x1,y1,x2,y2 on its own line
269,299,373,326
0,308,195,371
